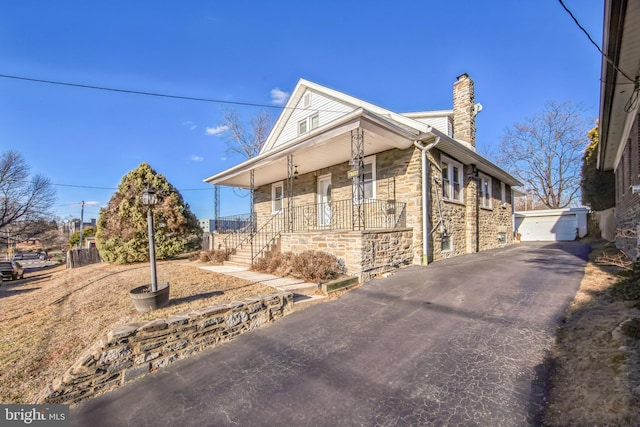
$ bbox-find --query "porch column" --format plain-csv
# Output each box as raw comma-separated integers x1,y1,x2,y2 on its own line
213,184,220,233
351,128,365,230
250,169,255,262
287,154,294,232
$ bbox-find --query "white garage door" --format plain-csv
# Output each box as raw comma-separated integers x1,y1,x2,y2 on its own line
516,214,577,241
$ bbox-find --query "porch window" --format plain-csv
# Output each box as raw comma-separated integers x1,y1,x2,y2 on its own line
441,156,464,203
272,181,284,213
363,155,376,199
354,155,376,202
479,173,492,209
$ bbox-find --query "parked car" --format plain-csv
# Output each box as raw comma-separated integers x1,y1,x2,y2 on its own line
13,251,24,260
0,260,24,281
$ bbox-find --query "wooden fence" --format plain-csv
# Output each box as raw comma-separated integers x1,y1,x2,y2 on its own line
66,247,102,269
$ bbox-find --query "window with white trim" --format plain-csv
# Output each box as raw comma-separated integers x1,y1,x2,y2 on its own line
441,156,464,203
354,155,376,202
298,114,319,135
479,173,492,209
364,155,376,199
272,182,284,213
298,120,307,135
303,93,311,107
310,114,319,130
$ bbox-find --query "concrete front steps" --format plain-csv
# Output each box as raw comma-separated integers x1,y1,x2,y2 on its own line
224,242,277,269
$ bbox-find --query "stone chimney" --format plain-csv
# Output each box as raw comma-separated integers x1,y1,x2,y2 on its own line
452,73,477,149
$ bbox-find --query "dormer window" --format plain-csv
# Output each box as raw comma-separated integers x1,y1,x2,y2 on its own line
298,114,319,135
298,119,307,135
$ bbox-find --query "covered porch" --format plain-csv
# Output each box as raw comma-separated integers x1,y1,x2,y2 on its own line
211,199,412,273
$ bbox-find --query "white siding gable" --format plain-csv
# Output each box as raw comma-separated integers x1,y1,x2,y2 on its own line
271,89,356,149
402,112,453,137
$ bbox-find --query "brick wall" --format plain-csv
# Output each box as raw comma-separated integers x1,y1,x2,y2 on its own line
39,292,293,406
614,116,640,259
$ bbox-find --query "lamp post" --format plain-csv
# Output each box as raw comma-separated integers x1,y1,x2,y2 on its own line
142,185,159,292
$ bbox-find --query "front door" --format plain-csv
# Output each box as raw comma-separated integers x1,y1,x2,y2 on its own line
317,174,332,227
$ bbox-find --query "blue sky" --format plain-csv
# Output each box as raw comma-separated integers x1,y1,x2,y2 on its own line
1,1,603,222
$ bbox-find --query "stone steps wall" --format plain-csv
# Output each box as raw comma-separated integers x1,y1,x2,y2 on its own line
39,292,293,405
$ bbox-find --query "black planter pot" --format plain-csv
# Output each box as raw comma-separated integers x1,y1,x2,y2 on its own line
129,282,170,313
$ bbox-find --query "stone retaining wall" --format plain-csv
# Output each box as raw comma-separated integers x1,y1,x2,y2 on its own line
39,292,293,405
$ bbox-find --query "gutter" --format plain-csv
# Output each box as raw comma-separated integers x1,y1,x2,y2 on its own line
413,133,441,265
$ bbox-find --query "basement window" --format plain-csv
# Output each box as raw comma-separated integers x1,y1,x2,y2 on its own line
441,234,453,252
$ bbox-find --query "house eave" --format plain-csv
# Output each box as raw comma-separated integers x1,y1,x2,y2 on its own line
204,108,521,189
203,109,425,188
434,133,522,187
598,0,640,171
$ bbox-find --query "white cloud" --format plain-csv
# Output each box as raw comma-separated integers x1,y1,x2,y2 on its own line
270,88,290,106
191,155,204,162
205,125,229,136
220,157,227,161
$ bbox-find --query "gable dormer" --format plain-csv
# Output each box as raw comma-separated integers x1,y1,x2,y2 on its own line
261,84,357,153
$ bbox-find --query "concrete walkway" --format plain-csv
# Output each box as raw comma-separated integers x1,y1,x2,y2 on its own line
197,265,326,307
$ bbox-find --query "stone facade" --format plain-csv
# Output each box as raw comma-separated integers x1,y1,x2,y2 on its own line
39,292,293,405
614,116,640,259
253,145,513,271
280,228,413,281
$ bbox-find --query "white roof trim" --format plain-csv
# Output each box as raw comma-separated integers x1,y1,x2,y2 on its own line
402,110,453,118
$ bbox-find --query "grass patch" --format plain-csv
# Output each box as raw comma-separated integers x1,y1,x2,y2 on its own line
545,239,640,425
0,260,273,404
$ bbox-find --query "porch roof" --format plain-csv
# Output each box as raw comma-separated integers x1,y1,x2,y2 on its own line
203,108,521,188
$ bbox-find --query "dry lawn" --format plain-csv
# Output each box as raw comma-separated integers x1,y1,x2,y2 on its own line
0,260,274,404
545,240,640,426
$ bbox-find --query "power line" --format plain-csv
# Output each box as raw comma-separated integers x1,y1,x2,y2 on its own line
14,180,213,192
0,73,346,113
557,0,636,84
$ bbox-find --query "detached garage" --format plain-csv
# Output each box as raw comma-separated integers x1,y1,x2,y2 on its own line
515,208,589,241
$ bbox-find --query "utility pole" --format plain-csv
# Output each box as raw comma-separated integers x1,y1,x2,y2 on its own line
78,201,85,248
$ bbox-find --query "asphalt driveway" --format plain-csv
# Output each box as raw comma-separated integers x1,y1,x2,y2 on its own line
71,241,589,426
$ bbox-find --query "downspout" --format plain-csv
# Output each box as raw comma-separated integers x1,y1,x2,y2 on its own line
413,135,441,265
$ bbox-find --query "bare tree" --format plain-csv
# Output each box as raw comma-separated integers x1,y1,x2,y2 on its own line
221,109,272,159
498,101,588,209
0,150,56,241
